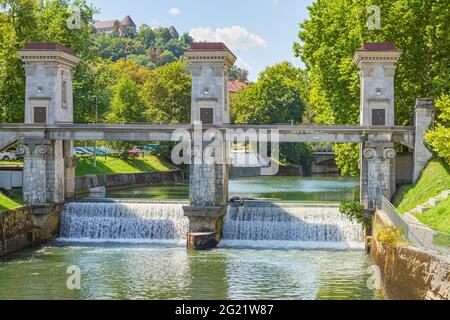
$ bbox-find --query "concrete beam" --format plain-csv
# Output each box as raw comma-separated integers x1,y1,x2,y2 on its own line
0,124,415,147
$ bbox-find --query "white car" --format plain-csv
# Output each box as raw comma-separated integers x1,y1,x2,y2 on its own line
0,151,17,161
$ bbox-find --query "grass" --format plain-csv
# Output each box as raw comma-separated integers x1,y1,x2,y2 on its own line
395,160,450,214
416,197,450,231
0,192,23,212
0,160,23,166
75,155,176,176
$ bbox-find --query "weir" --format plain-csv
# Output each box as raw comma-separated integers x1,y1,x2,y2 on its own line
59,201,364,250
60,202,188,242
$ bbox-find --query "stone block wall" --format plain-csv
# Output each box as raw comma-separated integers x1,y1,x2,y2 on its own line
75,170,185,195
372,212,450,300
0,205,63,256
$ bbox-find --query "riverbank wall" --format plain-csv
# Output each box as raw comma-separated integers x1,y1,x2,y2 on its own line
371,211,450,300
0,204,63,256
75,170,185,195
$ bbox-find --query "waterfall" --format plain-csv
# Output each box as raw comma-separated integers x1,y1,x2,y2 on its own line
222,202,364,249
60,202,189,242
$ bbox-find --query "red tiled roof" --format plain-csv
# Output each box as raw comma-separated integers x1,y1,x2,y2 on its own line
362,42,396,51
228,81,248,93
189,42,230,51
24,43,74,54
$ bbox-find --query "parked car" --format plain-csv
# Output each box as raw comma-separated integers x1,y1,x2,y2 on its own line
79,147,93,155
73,147,86,155
143,144,159,152
0,151,17,161
129,148,141,158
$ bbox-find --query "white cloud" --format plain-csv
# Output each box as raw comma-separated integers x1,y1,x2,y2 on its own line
168,8,181,16
189,26,268,51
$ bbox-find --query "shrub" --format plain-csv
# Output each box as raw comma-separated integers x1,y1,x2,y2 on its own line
339,201,365,224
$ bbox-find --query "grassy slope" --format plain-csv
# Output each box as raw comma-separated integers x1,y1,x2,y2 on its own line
395,160,450,213
0,192,23,212
417,198,450,231
395,160,450,231
75,155,176,176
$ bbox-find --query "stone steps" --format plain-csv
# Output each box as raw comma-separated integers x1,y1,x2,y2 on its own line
409,190,450,215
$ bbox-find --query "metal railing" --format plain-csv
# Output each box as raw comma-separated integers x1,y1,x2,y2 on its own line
381,196,450,254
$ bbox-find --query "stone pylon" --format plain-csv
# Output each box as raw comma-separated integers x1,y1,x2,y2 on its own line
183,43,236,249
354,43,402,209
17,43,80,205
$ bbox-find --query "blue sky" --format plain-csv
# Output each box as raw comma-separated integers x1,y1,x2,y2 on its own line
89,0,316,81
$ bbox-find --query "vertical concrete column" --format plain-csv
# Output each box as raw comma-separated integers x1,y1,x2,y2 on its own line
183,43,236,250
362,143,397,209
17,43,80,205
17,143,52,205
413,99,435,182
354,43,402,208
64,140,78,198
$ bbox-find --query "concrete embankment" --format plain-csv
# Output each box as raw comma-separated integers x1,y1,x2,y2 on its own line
371,211,450,300
0,205,62,256
75,170,185,195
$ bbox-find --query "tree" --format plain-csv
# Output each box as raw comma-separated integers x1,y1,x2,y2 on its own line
233,62,306,125
142,61,191,124
136,24,155,48
230,66,249,82
295,0,450,174
426,95,450,164
106,76,145,124
232,62,311,166
0,0,95,123
126,54,156,70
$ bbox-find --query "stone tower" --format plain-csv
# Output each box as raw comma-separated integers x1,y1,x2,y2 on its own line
354,43,402,209
184,42,237,126
17,43,80,204
183,43,236,249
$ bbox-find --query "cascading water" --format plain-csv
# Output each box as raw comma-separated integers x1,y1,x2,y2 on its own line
60,202,189,242
221,202,364,249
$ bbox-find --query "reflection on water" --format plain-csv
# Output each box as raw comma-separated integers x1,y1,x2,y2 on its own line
106,176,359,202
0,243,379,300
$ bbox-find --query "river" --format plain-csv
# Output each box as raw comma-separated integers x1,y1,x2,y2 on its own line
0,175,380,300
106,176,360,202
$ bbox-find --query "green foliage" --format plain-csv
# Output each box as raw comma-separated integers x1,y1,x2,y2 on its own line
0,0,95,123
233,62,306,125
333,143,360,177
142,61,191,124
417,197,450,232
296,0,450,171
230,66,249,82
395,160,450,213
232,62,311,166
339,201,365,224
106,76,145,124
126,54,156,70
426,95,450,164
374,226,404,246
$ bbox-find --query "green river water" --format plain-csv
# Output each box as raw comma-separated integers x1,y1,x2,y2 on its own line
0,176,380,300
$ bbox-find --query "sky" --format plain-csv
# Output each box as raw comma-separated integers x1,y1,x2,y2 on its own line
89,0,316,81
